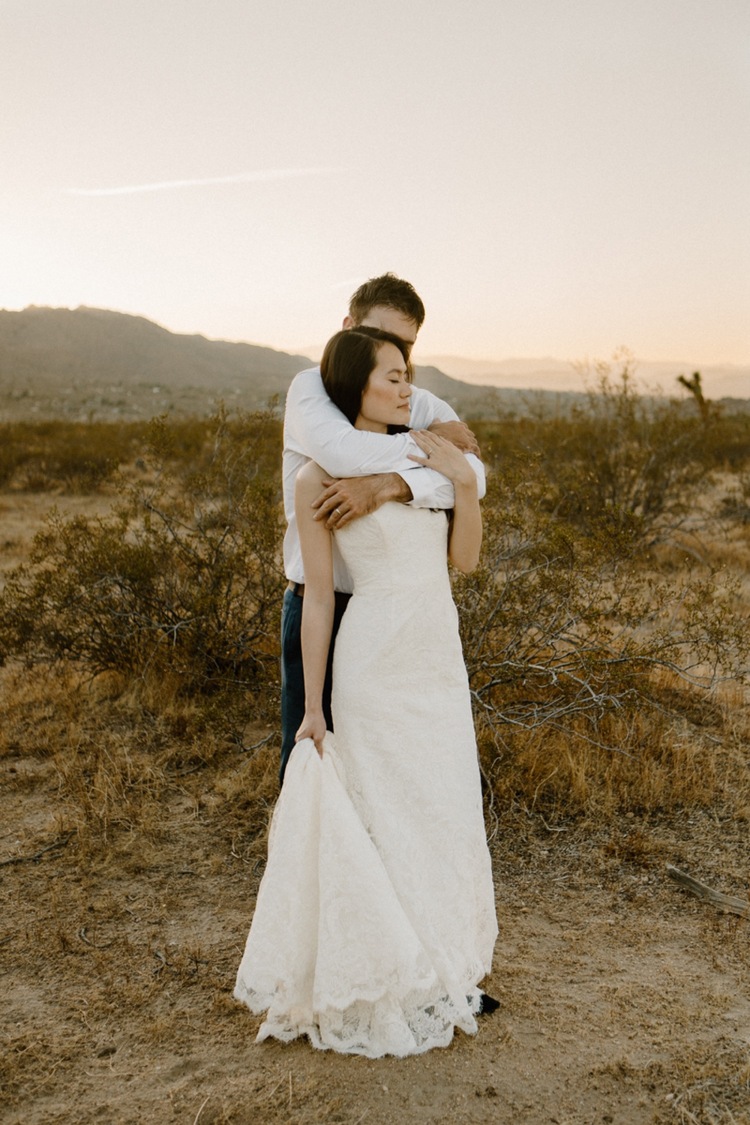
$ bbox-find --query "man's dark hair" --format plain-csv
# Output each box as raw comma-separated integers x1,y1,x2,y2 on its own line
348,273,426,331
320,327,412,426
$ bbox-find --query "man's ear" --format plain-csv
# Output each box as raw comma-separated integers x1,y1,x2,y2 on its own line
342,315,354,329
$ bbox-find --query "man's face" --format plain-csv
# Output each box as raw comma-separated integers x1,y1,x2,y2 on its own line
344,305,419,350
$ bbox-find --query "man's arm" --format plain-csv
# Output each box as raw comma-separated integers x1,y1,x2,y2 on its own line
286,368,424,478
427,419,480,455
312,472,412,529
313,451,486,529
287,369,485,523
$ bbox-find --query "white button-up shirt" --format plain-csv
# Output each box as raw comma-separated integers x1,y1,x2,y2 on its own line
283,366,486,591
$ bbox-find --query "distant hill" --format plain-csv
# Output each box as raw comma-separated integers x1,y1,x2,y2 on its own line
0,306,569,421
0,305,312,402
421,353,750,400
2,306,745,423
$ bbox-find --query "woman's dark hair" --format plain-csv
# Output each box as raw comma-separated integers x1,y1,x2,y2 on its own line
320,327,412,426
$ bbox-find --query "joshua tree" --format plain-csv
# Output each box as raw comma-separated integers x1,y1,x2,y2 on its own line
677,371,711,423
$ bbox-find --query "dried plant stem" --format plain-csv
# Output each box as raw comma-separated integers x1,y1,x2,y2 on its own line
666,864,750,919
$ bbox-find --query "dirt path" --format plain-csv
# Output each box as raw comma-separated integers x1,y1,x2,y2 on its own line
3,744,749,1125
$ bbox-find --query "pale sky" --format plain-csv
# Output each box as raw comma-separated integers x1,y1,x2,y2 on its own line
2,0,749,365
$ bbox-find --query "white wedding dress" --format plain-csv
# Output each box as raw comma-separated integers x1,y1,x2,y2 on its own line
234,503,498,1057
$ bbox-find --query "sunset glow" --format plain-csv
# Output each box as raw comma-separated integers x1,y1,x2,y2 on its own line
2,0,748,367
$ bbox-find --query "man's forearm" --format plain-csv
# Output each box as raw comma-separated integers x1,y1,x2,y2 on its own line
384,472,413,502
313,472,413,529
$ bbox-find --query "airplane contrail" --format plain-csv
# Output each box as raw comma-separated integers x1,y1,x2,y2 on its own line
67,167,345,197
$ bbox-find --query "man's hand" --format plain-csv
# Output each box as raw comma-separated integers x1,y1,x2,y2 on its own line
312,472,412,530
427,420,480,456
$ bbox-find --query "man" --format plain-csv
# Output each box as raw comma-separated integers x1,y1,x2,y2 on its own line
280,273,485,783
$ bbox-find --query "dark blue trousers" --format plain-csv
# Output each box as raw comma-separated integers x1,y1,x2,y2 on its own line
279,586,351,786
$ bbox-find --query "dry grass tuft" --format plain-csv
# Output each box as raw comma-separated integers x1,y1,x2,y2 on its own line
0,664,87,760
644,1039,750,1123
53,730,169,850
0,662,278,864
480,674,750,824
212,742,279,864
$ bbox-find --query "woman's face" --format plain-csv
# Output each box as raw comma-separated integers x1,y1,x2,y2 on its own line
356,342,412,433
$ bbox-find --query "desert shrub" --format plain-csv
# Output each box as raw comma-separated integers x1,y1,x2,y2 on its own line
546,396,699,540
701,412,750,471
677,371,750,469
474,355,750,549
0,420,149,491
0,409,285,714
1,396,747,823
0,415,260,492
530,355,703,544
454,455,749,761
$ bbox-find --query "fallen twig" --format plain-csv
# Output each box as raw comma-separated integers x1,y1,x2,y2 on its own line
193,1094,211,1125
152,949,169,975
237,732,275,755
666,864,750,919
0,833,73,867
78,927,115,950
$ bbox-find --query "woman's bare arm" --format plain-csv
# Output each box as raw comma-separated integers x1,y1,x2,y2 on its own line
294,463,336,754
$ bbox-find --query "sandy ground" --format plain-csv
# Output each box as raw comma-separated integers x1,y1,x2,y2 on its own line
2,737,749,1125
1,484,749,1125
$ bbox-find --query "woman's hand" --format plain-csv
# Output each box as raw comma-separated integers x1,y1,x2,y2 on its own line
295,711,326,757
409,430,482,573
407,430,477,488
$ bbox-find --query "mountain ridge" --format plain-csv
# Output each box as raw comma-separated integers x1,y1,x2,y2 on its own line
291,343,749,398
1,306,747,422
0,305,503,421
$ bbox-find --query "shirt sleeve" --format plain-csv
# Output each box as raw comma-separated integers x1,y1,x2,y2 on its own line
408,387,462,428
285,369,486,507
401,453,486,507
285,368,422,477
397,387,486,506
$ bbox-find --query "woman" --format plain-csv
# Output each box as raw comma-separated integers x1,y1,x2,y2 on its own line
234,328,498,1057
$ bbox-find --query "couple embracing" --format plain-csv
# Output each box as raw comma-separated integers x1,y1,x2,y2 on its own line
234,274,498,1058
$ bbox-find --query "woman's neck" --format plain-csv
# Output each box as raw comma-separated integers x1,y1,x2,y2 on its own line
354,416,388,434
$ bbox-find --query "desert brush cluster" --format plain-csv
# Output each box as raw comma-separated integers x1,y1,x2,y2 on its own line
1,365,749,843
2,361,750,1123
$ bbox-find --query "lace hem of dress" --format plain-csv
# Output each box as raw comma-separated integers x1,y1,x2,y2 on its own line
233,740,497,1059
234,979,484,1058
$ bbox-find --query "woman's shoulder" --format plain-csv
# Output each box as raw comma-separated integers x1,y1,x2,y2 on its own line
295,459,328,496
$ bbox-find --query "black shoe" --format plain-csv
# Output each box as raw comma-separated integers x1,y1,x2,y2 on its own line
478,992,500,1015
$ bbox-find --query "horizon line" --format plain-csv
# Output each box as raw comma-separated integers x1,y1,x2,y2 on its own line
1,304,747,368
